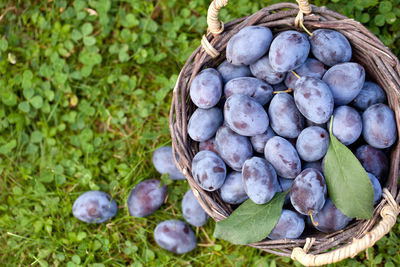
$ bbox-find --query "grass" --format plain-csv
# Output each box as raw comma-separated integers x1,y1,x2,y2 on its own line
0,0,399,266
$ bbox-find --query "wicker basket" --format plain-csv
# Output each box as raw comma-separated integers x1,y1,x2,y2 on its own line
169,0,400,265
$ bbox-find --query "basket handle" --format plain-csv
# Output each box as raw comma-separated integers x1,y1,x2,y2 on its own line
291,188,400,266
206,0,312,35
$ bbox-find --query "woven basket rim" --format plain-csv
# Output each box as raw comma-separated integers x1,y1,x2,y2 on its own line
169,2,400,258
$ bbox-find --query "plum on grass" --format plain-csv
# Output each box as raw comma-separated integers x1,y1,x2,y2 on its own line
313,199,352,233
352,82,387,111
217,60,252,83
250,126,275,153
322,62,365,105
268,93,304,138
296,126,329,162
242,157,279,204
368,173,382,205
330,105,362,145
188,107,223,142
154,220,196,254
127,179,167,217
290,168,327,217
182,190,209,227
224,94,269,136
309,29,352,66
362,103,397,149
192,150,226,191
264,136,301,179
190,68,222,109
250,55,286,85
72,191,117,223
215,125,253,171
219,171,249,205
269,30,310,72
294,76,334,124
152,146,185,180
355,144,388,180
226,26,273,66
224,77,273,105
284,58,326,89
268,210,305,240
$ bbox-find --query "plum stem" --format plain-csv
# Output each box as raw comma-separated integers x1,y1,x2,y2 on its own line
291,70,301,79
308,210,319,226
301,21,314,36
273,88,293,94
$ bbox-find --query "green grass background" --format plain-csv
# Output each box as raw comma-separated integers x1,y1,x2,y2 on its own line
0,0,399,266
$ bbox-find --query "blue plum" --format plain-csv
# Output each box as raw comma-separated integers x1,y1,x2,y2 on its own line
226,26,273,65
290,168,327,216
322,62,365,105
303,161,323,173
313,199,352,233
153,146,185,180
72,191,117,223
215,125,253,171
355,145,388,180
268,93,304,138
192,150,226,191
250,126,276,153
352,82,387,111
217,60,252,83
362,103,397,149
224,94,269,136
284,58,326,89
154,220,196,254
127,179,167,217
219,171,249,204
190,68,222,109
182,190,209,227
264,136,301,179
296,126,329,162
368,173,382,205
268,209,305,239
242,157,279,204
309,29,352,66
224,77,273,105
330,105,362,145
269,31,310,72
294,76,334,124
199,137,218,154
250,55,286,85
188,107,223,142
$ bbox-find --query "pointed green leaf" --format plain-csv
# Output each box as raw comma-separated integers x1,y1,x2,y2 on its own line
324,120,374,219
213,192,286,245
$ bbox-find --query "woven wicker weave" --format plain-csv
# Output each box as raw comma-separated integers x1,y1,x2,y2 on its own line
169,1,400,265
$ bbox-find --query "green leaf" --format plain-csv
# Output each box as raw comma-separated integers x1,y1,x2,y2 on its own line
23,87,34,100
0,139,16,154
30,95,43,109
379,1,392,13
324,119,374,219
30,130,43,143
213,192,286,245
81,23,93,35
83,36,96,46
18,101,30,113
0,39,8,51
374,14,386,27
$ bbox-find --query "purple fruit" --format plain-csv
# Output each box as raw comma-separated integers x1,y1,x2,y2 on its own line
313,199,352,233
268,209,305,239
303,161,323,173
250,55,286,85
296,126,329,162
72,191,117,223
227,26,273,66
220,172,249,204
182,190,209,227
127,179,167,217
352,82,387,111
199,137,218,153
331,105,362,145
264,136,301,179
368,173,382,205
268,93,304,138
269,31,310,72
355,145,388,180
215,125,253,171
217,60,252,83
192,150,226,191
188,107,223,142
154,220,196,254
153,146,185,180
285,58,326,89
224,77,273,105
190,68,222,109
224,94,269,136
250,126,276,153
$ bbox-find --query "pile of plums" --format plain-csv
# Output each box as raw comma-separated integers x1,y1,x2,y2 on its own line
72,146,201,254
188,26,397,240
